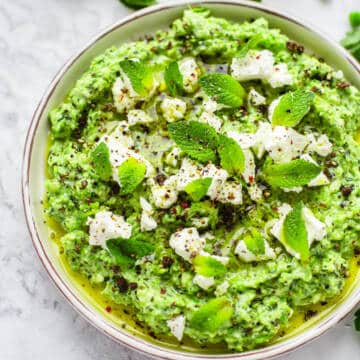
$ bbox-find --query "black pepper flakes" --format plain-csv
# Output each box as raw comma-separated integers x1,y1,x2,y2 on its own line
286,41,304,54
340,185,353,197
116,276,129,292
162,256,174,268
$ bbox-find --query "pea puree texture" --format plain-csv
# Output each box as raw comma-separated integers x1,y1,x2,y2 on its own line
45,8,360,352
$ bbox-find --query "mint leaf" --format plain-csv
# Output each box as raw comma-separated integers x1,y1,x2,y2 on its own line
91,142,112,181
120,0,155,9
193,255,227,277
184,178,211,201
236,33,263,58
349,12,360,27
164,61,184,96
107,237,154,265
168,121,219,163
120,59,153,96
281,202,309,261
218,134,245,176
190,297,233,332
271,90,315,127
118,158,146,194
263,159,321,188
243,229,265,256
199,73,246,107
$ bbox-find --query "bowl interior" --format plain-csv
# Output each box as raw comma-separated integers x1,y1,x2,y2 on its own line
23,1,360,359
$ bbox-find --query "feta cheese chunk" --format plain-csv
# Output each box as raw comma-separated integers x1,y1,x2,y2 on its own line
242,149,256,184
191,217,210,229
112,75,138,113
100,123,155,182
167,315,186,341
307,134,333,157
150,176,178,209
263,126,308,164
231,50,274,81
215,281,230,297
176,159,202,191
165,147,181,167
179,58,201,93
267,63,293,88
161,97,187,122
271,203,326,258
127,109,155,126
139,197,157,232
231,50,292,87
217,181,243,205
198,111,222,132
248,88,266,106
87,211,132,248
169,227,205,262
193,274,215,290
227,131,256,150
201,164,228,199
235,238,276,262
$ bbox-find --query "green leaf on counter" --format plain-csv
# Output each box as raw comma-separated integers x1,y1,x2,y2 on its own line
281,202,309,261
118,157,146,194
164,61,184,96
193,255,227,277
119,0,155,10
271,90,315,127
190,297,233,332
168,121,219,163
199,73,246,107
218,134,245,177
91,142,112,181
184,178,212,201
263,159,321,188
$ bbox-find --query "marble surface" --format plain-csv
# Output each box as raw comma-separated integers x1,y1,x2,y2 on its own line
1,0,359,359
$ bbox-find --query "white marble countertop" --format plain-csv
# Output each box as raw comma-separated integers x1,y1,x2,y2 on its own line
1,0,359,359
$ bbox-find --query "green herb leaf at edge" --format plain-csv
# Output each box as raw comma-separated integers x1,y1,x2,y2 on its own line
349,12,360,28
184,178,212,201
118,157,147,194
193,255,227,277
263,159,321,188
271,90,315,127
164,61,184,96
199,73,246,108
168,121,219,163
120,0,156,10
190,297,233,332
120,59,153,96
91,142,113,181
218,134,245,177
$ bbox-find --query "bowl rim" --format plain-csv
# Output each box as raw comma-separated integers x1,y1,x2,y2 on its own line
22,1,360,359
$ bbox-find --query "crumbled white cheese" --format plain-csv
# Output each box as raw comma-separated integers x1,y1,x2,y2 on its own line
127,109,155,126
165,147,181,167
267,63,293,88
201,164,228,199
307,134,333,157
100,123,155,182
179,57,201,93
161,97,187,122
271,203,326,258
242,149,256,184
169,227,205,262
227,131,256,149
176,159,202,191
139,197,157,232
198,111,222,132
215,281,230,297
263,126,308,164
235,238,276,262
167,315,185,341
193,274,215,290
112,75,138,113
231,50,292,87
87,211,132,248
191,217,210,229
248,88,266,106
248,184,263,202
217,181,243,205
150,176,178,209
231,50,274,82
203,99,219,113
252,121,272,158
283,186,303,193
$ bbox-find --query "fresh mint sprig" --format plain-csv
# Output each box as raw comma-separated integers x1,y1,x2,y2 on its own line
118,157,146,194
91,142,112,181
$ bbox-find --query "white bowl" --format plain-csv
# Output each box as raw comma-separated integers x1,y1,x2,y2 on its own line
22,1,360,359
